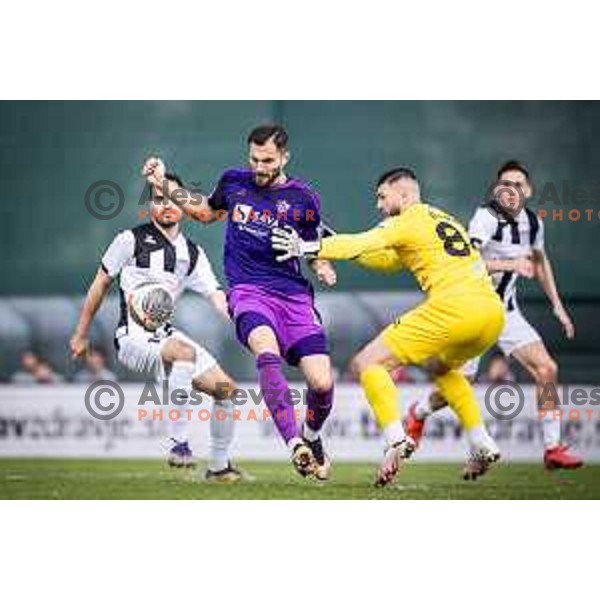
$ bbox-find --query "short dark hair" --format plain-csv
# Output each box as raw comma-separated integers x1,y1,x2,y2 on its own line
247,124,288,150
489,349,508,363
376,167,419,189
497,160,530,182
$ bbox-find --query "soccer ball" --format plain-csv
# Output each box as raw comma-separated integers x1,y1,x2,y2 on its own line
128,283,175,331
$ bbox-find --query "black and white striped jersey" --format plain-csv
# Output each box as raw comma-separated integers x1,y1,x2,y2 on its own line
101,222,221,328
468,206,544,311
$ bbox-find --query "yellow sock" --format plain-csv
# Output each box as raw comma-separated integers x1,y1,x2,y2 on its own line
434,369,482,430
359,365,400,429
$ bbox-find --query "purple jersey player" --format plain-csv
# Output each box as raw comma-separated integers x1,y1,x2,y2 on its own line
143,125,336,480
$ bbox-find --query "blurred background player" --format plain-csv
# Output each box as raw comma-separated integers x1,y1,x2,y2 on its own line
70,175,242,481
272,167,504,485
11,351,42,384
406,161,583,470
142,125,337,480
11,351,65,384
73,347,118,383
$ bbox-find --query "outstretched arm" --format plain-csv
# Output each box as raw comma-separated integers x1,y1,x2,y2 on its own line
272,225,397,263
70,268,113,358
142,157,216,223
319,228,395,260
485,256,535,278
354,248,402,273
533,248,575,339
318,217,398,273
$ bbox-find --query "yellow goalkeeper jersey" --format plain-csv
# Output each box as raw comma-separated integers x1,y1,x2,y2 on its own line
318,202,494,298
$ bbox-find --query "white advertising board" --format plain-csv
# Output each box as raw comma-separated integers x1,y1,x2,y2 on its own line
0,383,598,461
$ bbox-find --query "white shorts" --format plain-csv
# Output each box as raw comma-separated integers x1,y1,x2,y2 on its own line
115,322,217,380
462,307,542,377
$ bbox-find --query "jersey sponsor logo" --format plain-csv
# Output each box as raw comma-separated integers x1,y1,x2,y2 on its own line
232,202,297,228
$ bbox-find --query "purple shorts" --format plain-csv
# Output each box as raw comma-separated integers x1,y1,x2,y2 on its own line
227,284,329,366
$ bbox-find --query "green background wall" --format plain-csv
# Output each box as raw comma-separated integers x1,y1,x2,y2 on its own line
1,101,598,297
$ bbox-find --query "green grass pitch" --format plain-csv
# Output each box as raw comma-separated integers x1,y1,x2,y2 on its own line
0,459,599,499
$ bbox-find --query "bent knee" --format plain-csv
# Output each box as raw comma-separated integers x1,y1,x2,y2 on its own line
534,359,558,384
430,391,449,411
309,372,334,394
161,339,196,365
192,371,238,401
348,353,373,381
214,377,237,400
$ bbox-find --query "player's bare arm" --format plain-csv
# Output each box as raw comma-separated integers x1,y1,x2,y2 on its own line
209,290,231,322
308,258,337,287
142,156,216,223
485,256,535,278
532,248,575,339
69,267,113,358
272,175,417,264
272,225,395,263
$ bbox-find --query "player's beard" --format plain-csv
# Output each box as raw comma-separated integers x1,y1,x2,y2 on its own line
491,197,522,219
379,207,401,218
152,205,182,228
157,219,178,229
255,167,281,187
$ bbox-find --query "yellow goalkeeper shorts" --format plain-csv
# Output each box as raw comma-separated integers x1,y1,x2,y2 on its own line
382,290,505,370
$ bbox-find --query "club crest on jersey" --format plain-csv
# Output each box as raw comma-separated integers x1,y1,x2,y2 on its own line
276,199,291,214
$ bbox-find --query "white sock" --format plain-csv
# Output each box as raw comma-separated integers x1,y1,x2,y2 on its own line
383,420,406,446
541,412,561,448
166,361,195,443
466,425,499,455
414,396,433,420
303,422,320,442
209,400,235,472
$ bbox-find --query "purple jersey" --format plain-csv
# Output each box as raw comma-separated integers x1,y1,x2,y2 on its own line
208,168,321,294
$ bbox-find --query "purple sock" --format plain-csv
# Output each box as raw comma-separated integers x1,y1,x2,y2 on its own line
256,353,298,445
305,385,334,434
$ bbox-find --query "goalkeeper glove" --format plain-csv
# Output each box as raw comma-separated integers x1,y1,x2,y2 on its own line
271,225,321,262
